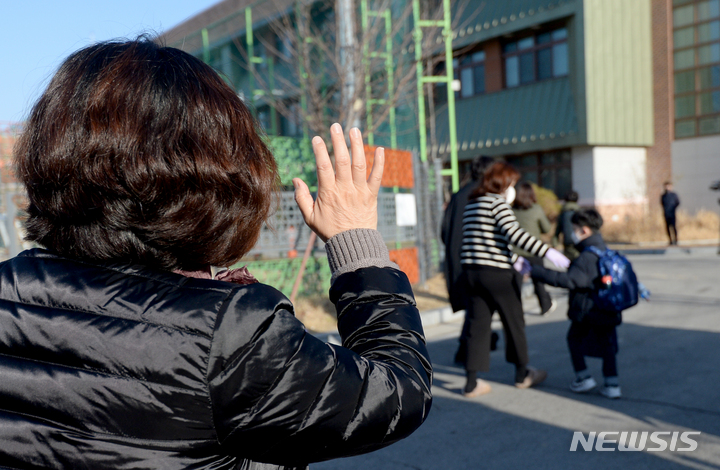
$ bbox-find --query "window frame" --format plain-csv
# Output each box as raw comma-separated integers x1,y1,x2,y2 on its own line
672,0,720,138
453,49,486,100
502,26,569,89
506,150,572,198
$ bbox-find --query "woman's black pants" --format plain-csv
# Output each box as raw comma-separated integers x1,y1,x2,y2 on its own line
463,265,529,376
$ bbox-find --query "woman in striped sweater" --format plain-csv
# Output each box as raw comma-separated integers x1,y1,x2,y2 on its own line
460,163,570,397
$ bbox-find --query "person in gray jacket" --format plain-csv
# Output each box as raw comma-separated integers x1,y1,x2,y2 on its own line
1,38,432,469
512,182,555,315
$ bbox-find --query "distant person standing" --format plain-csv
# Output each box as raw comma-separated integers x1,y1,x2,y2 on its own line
554,190,581,260
441,156,498,363
512,182,556,315
661,181,680,245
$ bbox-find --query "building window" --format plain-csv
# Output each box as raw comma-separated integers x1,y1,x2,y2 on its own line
280,102,303,137
507,150,572,198
453,50,486,99
257,106,272,132
503,27,568,89
673,0,720,137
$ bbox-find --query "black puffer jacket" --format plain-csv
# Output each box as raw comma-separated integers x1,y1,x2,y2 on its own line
531,233,622,326
0,249,432,469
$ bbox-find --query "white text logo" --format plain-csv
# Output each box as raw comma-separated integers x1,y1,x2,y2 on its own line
569,431,700,452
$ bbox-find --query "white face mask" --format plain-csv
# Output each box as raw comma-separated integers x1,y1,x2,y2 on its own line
570,231,582,245
503,186,516,204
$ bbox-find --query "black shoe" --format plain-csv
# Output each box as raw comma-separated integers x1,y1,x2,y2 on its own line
540,300,557,316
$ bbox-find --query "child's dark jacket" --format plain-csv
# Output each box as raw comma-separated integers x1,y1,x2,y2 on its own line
531,233,622,326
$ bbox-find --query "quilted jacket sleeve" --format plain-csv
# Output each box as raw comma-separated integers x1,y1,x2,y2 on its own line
206,266,432,467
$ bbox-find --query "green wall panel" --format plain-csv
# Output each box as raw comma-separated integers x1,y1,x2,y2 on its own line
583,0,654,146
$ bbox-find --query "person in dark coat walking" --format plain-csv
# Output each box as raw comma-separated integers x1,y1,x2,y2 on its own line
441,156,498,362
530,208,623,399
1,38,432,469
554,190,581,260
661,181,680,245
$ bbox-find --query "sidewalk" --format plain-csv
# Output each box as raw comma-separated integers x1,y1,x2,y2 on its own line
313,250,720,470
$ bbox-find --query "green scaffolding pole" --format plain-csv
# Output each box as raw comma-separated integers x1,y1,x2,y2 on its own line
412,0,459,193
295,1,311,146
202,28,210,63
246,8,257,117
361,0,397,149
245,7,277,134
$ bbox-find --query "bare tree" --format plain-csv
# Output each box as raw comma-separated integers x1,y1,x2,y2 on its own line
229,0,475,148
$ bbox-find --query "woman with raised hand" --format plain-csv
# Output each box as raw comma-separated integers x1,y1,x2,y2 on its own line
1,38,431,469
459,163,569,397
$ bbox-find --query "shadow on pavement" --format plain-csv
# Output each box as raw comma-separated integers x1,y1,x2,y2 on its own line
314,319,720,470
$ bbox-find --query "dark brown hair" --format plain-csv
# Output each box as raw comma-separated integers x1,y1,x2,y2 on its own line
513,182,536,210
471,162,520,198
14,38,279,270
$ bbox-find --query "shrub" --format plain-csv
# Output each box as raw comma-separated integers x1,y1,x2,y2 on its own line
602,209,719,243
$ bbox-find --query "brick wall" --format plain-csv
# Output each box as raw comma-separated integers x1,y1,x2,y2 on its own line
484,39,503,93
646,0,674,210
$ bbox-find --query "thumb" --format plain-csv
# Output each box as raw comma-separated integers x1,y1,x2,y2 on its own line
293,178,314,223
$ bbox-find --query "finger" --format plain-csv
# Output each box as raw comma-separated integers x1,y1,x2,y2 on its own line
367,146,385,195
329,123,352,184
311,135,335,192
292,178,315,224
349,127,368,188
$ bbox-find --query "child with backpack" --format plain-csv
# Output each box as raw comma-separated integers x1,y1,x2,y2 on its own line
526,208,638,399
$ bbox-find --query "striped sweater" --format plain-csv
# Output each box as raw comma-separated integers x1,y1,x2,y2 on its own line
461,193,550,269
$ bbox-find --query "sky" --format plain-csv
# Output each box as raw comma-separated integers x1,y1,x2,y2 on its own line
0,1,221,124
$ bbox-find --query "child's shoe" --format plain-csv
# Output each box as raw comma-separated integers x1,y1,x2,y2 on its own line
570,376,597,393
599,385,622,399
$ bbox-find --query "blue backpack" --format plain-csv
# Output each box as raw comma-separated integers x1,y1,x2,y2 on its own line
585,246,639,312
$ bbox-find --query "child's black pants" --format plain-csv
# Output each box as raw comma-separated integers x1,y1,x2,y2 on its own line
567,320,618,377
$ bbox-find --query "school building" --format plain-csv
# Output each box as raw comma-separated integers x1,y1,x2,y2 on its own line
434,0,719,216
162,0,720,215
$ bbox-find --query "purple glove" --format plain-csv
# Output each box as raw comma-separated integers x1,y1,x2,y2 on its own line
513,257,531,275
545,247,570,269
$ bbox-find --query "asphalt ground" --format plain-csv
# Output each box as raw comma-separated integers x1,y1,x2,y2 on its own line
314,249,720,470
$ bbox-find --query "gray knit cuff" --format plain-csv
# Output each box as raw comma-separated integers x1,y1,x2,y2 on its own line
325,229,399,284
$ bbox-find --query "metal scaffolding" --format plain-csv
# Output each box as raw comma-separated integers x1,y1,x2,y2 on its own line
413,0,459,192
360,0,397,149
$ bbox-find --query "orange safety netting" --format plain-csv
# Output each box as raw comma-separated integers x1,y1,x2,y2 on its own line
363,145,414,189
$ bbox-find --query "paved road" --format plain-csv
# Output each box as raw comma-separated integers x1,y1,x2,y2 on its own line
315,249,720,470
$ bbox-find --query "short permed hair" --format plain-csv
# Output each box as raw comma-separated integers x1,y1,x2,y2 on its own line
14,38,279,270
571,208,603,232
471,162,520,197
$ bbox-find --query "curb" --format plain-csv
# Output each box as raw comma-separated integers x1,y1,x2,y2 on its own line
616,245,719,256
418,305,464,328
309,305,463,345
